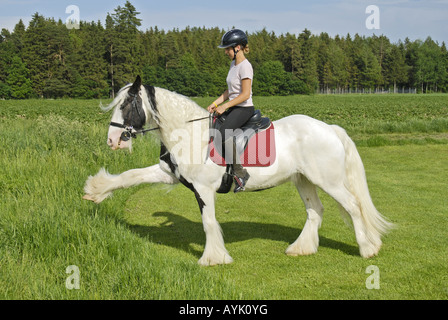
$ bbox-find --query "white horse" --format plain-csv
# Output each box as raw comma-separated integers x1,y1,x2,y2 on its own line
83,76,393,266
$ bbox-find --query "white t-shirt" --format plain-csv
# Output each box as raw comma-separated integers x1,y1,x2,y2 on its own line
226,59,253,107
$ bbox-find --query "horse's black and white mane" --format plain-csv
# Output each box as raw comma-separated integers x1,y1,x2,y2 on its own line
103,80,207,134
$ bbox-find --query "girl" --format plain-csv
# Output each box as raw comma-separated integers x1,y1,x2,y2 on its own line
207,29,254,193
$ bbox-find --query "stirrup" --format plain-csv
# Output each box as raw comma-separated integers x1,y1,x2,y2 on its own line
233,173,250,193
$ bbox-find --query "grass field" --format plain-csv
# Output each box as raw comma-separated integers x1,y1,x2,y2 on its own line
0,94,447,300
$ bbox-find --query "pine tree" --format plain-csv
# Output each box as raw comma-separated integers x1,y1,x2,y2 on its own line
110,1,142,89
105,14,116,97
440,42,448,91
6,55,33,99
0,29,14,90
22,13,49,97
358,44,382,90
296,29,318,93
329,42,350,91
279,33,302,76
11,20,26,54
71,21,108,98
162,30,181,70
384,43,408,92
369,35,390,87
113,1,142,33
42,19,73,98
414,37,445,92
104,2,143,96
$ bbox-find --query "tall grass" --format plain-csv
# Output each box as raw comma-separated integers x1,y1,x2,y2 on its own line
0,115,241,299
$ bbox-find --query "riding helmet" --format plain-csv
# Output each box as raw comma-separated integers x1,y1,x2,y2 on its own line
218,29,248,49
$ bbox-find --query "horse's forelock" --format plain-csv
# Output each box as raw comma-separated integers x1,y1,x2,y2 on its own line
100,84,133,112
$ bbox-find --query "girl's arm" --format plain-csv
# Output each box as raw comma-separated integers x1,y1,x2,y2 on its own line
207,90,229,113
214,79,251,114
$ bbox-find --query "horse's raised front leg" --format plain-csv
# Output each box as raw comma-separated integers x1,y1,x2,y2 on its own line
83,164,178,204
192,183,233,266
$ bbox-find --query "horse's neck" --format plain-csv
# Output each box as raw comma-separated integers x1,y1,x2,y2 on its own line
152,88,208,157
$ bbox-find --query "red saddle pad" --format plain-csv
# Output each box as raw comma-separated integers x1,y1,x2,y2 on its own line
209,123,276,167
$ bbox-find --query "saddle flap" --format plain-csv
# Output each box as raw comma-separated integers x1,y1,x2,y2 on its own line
209,109,275,167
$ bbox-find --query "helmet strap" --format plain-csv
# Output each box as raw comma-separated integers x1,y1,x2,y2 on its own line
233,47,240,61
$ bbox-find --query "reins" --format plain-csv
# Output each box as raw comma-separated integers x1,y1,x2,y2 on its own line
186,114,213,123
111,113,213,145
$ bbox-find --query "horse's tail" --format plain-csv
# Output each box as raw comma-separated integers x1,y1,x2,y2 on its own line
331,125,394,245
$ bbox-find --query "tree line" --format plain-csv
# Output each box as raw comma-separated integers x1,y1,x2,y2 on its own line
1,1,447,99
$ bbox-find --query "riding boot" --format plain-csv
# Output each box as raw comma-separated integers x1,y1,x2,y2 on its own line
225,137,250,193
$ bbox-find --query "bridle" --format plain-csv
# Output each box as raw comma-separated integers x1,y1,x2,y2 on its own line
109,91,213,145
109,121,160,144
109,91,160,145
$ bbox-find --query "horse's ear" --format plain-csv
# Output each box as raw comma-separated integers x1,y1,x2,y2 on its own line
129,75,142,94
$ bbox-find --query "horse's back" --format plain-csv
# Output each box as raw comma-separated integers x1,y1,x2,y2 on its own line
272,114,346,177
274,114,330,128
273,114,343,146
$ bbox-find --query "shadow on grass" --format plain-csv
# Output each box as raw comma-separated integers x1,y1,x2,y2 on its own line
126,211,359,258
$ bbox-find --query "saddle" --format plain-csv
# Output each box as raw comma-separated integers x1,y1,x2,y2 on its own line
208,109,276,168
208,109,276,194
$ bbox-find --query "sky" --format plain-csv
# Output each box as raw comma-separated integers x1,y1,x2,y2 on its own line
1,0,447,44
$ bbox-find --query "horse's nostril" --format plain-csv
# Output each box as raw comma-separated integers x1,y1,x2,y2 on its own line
108,138,113,146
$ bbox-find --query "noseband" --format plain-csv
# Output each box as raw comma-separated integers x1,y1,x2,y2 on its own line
109,121,160,143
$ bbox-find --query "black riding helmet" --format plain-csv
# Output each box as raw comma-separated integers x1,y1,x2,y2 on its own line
218,29,248,49
218,29,248,60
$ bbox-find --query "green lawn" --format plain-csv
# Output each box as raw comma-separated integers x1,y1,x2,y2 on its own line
124,144,448,299
0,95,447,299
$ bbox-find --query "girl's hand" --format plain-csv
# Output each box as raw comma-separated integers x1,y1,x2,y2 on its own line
215,104,228,115
207,103,217,113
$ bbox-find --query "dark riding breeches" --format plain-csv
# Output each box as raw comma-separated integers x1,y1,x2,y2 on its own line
218,106,254,142
217,106,254,171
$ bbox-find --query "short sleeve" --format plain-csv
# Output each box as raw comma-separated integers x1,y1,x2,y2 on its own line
239,60,253,80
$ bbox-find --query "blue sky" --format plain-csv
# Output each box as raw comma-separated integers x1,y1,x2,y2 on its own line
1,0,447,43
